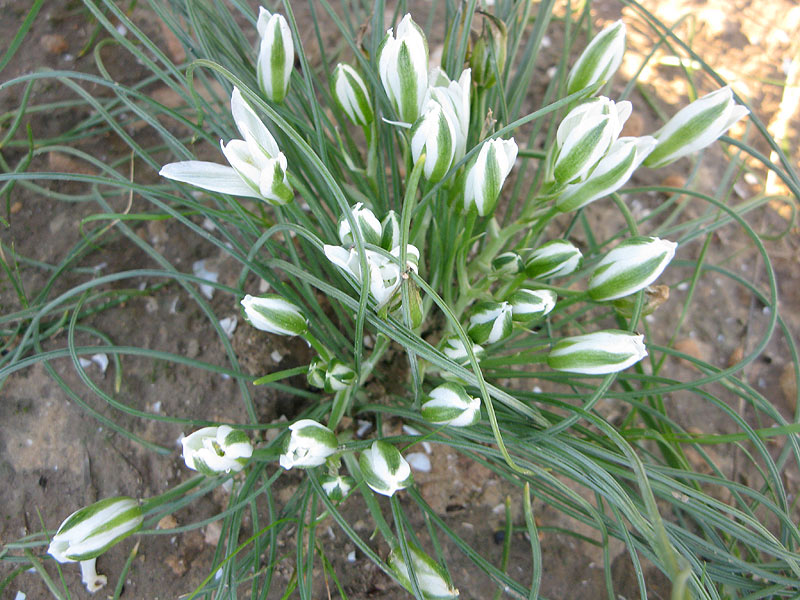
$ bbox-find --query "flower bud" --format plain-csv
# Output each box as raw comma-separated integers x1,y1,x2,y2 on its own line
359,440,413,496
182,425,253,475
566,20,626,96
463,137,518,216
547,330,647,374
440,335,486,365
467,301,513,345
469,11,508,88
381,210,401,250
425,68,471,162
378,14,429,124
551,97,630,184
643,86,750,169
319,474,354,502
241,294,308,336
411,99,456,182
280,419,338,469
325,359,356,392
388,541,459,599
507,289,557,323
338,202,383,247
307,355,327,389
588,236,677,302
555,136,656,213
48,497,143,564
421,382,481,427
331,63,373,126
256,8,293,102
525,240,583,279
491,252,524,276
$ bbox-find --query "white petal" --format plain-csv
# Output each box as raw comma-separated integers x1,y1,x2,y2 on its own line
160,161,260,198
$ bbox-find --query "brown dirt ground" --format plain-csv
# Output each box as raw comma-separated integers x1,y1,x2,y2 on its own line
1,1,798,599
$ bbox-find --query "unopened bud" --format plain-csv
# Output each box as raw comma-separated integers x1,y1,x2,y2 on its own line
566,20,626,96
547,330,647,374
421,382,481,427
507,289,557,323
241,294,308,336
256,8,293,102
338,202,382,247
525,240,583,279
467,301,513,345
388,541,459,599
588,236,677,302
325,359,356,392
331,63,373,126
359,440,413,496
463,138,518,216
378,14,429,123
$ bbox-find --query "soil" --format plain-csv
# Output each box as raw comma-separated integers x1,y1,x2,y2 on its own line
1,1,798,599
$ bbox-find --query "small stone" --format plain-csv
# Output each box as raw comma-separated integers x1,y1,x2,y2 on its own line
727,345,744,367
10,201,22,215
204,520,223,546
164,555,187,576
186,339,200,358
780,365,797,412
40,34,68,54
48,151,95,175
674,338,713,368
157,515,178,530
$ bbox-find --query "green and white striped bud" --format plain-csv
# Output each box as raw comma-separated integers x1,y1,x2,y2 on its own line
331,63,373,126
381,210,401,250
338,202,383,247
525,240,583,279
566,20,626,97
48,497,143,564
324,359,356,393
467,301,513,345
378,14,429,124
547,330,647,374
507,289,557,323
280,420,338,469
388,541,459,599
421,382,481,427
440,335,486,365
644,86,750,169
359,440,413,497
426,68,471,162
182,425,253,475
463,137,518,216
588,236,677,302
551,97,630,184
319,474,354,502
469,11,508,89
555,136,656,212
48,497,143,592
307,355,327,389
241,294,307,336
411,99,456,182
256,8,293,103
491,252,524,276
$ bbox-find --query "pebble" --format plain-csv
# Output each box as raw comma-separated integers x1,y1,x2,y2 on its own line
40,34,68,54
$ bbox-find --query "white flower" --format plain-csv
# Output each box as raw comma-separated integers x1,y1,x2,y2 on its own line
331,63,373,126
588,236,677,301
359,440,413,496
48,497,143,593
241,294,307,336
338,202,382,247
644,86,750,168
551,97,630,184
421,382,481,427
426,68,471,162
411,99,456,182
555,136,656,212
181,425,254,475
256,8,293,102
324,244,419,309
463,137,518,216
160,87,292,205
388,542,459,598
547,330,647,374
279,420,338,469
378,14,429,124
566,20,626,96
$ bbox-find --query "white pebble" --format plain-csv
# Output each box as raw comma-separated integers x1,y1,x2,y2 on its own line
193,260,219,299
406,452,431,472
220,317,238,339
270,350,283,363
